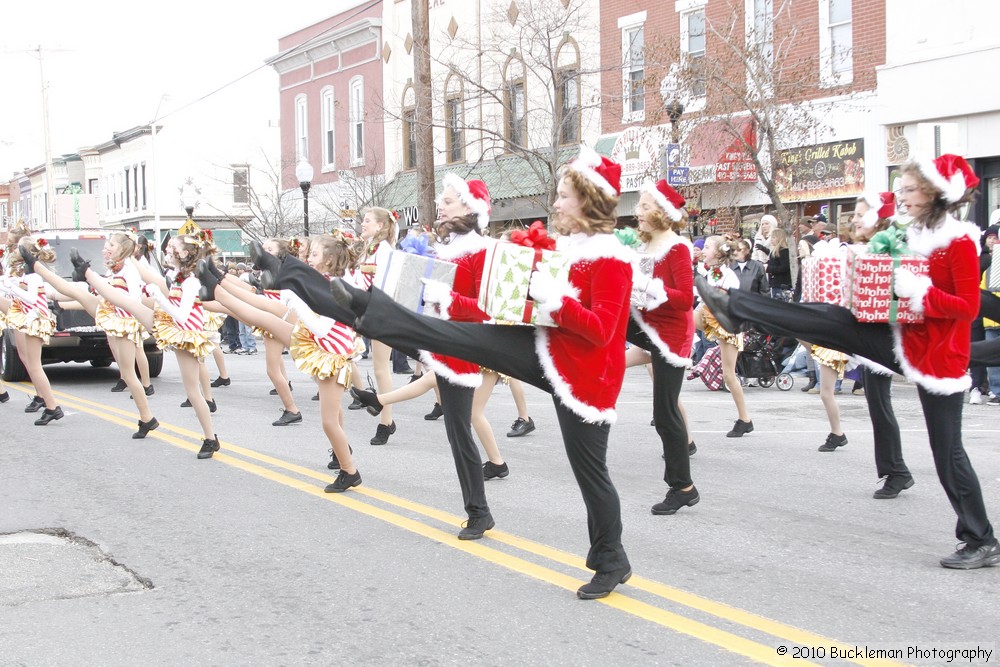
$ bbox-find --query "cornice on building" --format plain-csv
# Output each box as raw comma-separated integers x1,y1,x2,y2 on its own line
266,18,382,75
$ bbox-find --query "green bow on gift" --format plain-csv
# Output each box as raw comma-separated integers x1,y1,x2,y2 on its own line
867,224,911,256
614,227,640,248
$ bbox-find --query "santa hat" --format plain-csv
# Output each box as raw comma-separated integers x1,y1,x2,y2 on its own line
640,179,686,222
860,191,895,228
568,145,621,198
914,154,980,203
440,173,492,230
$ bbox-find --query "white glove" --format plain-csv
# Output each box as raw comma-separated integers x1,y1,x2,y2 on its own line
631,264,652,294
892,268,920,299
420,278,452,306
528,269,558,305
147,283,169,308
642,278,669,311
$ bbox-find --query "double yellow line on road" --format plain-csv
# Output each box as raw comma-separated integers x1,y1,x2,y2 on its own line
9,382,910,667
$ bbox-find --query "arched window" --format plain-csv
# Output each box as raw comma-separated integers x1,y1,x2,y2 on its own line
503,54,527,151
401,85,416,170
348,76,365,166
555,38,581,146
321,87,336,168
444,72,464,163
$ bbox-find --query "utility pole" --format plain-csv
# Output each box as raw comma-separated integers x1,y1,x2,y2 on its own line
412,0,436,232
37,46,56,228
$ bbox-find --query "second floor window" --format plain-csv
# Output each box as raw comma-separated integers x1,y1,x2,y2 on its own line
556,68,580,145
505,79,526,149
349,78,365,165
623,26,645,116
233,166,250,204
321,89,335,168
683,10,706,99
829,0,852,74
402,108,417,170
445,95,464,163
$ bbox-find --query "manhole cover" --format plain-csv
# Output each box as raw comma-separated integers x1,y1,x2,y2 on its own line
0,529,152,607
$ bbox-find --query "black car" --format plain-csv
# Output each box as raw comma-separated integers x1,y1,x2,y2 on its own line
1,231,164,382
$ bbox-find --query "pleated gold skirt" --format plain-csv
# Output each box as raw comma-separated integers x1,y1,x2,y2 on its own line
6,302,55,344
95,299,145,345
152,308,212,359
289,321,353,385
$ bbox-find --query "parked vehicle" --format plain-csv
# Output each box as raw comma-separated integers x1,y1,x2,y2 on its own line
1,230,164,382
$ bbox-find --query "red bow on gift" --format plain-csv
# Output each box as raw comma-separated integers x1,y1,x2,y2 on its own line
510,221,555,250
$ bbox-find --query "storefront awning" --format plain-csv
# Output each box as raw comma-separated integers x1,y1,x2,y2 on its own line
688,117,757,184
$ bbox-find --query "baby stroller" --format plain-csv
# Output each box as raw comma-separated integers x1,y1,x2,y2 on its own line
736,329,793,390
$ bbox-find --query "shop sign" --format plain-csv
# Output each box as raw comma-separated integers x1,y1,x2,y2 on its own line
775,139,865,201
610,126,664,192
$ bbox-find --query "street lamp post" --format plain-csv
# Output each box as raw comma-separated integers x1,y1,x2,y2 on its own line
296,160,314,237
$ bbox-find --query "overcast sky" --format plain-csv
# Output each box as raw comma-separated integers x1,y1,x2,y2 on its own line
0,1,369,178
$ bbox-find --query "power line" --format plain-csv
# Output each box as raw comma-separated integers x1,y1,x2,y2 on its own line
153,0,383,125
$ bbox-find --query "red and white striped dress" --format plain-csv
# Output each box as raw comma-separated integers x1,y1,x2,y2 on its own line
6,273,56,343
289,274,359,385
95,263,146,345
152,276,211,358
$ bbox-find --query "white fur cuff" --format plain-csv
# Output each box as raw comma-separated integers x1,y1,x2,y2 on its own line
643,277,668,311
907,275,932,314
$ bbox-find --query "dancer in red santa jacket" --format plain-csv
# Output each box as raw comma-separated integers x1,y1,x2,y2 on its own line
628,179,699,515
265,147,635,598
697,154,998,570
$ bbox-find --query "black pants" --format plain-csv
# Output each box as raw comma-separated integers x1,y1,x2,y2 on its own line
864,369,909,480
726,289,995,545
391,348,413,373
437,379,491,521
971,290,1000,365
338,282,629,572
918,388,995,547
627,320,691,489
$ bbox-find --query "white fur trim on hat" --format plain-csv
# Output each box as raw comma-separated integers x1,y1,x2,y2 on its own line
534,328,617,424
640,182,683,222
568,145,617,198
915,156,968,204
441,173,491,230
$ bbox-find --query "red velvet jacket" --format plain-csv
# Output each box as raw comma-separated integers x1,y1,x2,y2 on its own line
631,236,695,367
419,232,495,388
893,216,980,395
532,233,634,424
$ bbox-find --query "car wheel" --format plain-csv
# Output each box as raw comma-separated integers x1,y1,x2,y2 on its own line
1,329,29,382
90,359,113,368
147,351,164,378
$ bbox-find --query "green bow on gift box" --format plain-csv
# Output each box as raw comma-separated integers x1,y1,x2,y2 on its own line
867,224,910,256
614,227,640,248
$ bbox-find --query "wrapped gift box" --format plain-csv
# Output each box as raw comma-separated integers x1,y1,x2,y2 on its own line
846,253,928,323
630,253,656,309
989,255,1000,291
478,242,570,326
801,256,849,307
374,250,456,314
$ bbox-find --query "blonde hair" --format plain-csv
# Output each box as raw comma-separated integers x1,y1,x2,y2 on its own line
769,227,788,250
556,169,618,235
9,236,57,275
310,233,360,278
362,207,397,248
900,159,977,228
637,206,687,243
107,232,137,266
173,235,213,278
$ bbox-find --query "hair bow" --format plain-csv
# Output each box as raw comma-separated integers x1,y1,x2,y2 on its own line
400,234,435,257
37,238,49,248
509,221,555,250
614,227,640,248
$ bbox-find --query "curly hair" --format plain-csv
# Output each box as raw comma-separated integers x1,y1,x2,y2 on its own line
900,160,978,229
173,235,212,278
554,169,618,235
637,206,688,244
705,234,739,266
434,213,480,242
310,233,360,278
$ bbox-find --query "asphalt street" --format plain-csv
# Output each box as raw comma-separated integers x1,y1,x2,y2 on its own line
1,351,998,666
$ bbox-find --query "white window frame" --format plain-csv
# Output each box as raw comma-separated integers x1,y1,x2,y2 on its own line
679,2,707,113
294,95,308,161
618,11,647,124
232,164,250,206
819,0,853,87
321,87,336,171
349,76,365,167
744,0,774,98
